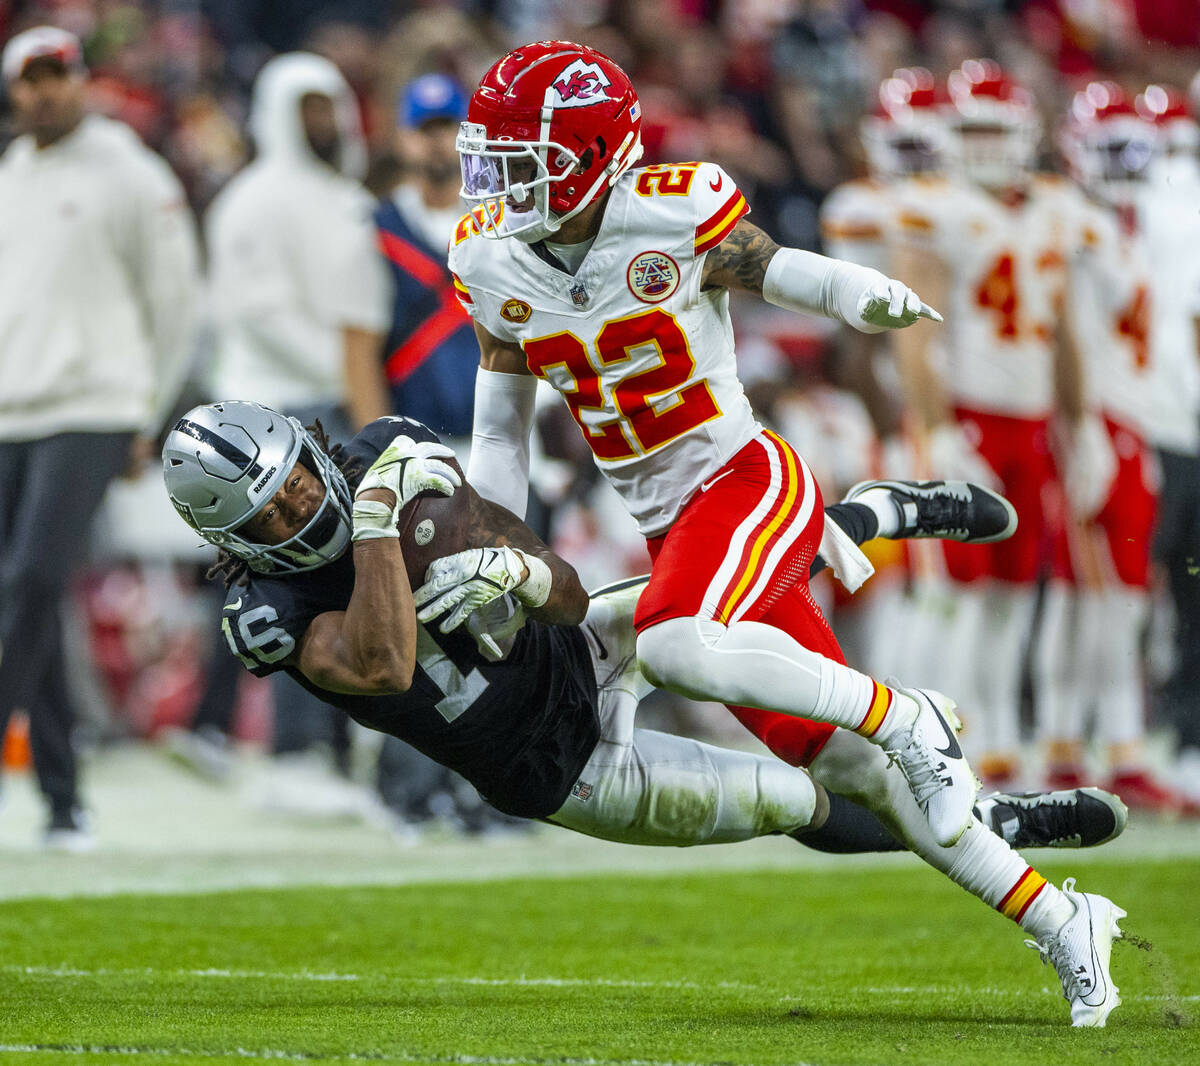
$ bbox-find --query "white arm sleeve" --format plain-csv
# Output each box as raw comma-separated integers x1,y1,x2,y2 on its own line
762,247,890,335
466,366,539,519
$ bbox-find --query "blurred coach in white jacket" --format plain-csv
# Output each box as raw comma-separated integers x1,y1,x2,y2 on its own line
0,26,199,847
205,53,390,777
207,52,391,439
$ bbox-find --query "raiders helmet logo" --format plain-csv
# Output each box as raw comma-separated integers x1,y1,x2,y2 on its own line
552,60,612,108
501,299,533,322
626,251,680,304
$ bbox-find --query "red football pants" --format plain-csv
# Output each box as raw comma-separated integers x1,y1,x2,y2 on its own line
633,429,841,766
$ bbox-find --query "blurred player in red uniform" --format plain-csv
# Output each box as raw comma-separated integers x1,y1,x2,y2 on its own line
890,60,1084,786
440,42,1125,1025
1043,83,1195,813
820,69,956,685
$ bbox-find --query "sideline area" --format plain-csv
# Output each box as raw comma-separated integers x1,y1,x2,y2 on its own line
1,743,1196,901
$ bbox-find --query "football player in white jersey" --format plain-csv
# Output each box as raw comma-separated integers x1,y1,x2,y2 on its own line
440,41,1126,1025
1042,83,1195,813
889,60,1083,786
820,68,953,683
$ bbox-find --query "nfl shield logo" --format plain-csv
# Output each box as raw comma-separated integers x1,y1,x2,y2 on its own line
569,282,589,307
571,780,594,801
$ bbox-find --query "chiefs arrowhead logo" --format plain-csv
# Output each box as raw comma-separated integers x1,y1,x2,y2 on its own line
552,60,612,108
500,299,532,323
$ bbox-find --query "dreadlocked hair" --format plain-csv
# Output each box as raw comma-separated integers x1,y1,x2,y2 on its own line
206,419,363,589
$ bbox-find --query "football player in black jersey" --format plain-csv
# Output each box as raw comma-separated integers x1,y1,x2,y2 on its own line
162,401,1125,854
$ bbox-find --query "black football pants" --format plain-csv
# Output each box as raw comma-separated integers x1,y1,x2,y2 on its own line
0,431,133,817
1154,446,1200,752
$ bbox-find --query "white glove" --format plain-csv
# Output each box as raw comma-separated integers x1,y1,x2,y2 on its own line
414,546,552,633
1061,415,1117,521
351,434,461,542
856,276,943,332
928,423,1002,491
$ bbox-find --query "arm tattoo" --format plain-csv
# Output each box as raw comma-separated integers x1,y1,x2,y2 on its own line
701,219,780,294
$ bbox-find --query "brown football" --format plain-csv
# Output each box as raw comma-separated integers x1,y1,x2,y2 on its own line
395,463,472,588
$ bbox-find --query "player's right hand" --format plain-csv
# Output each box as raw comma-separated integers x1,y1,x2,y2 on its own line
351,435,461,542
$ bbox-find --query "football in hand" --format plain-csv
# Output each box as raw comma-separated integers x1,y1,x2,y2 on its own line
394,459,471,588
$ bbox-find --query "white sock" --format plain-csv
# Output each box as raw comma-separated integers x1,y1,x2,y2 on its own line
810,730,1074,939
852,488,903,538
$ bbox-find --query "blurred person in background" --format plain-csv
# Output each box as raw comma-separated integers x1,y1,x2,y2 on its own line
1133,84,1200,803
205,51,391,808
818,67,952,684
375,73,477,448
0,26,199,848
1038,82,1193,812
889,60,1082,787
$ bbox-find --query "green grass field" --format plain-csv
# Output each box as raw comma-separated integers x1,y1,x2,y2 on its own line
2,857,1197,1066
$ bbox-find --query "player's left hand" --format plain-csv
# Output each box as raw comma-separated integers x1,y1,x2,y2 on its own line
415,546,549,633
857,277,943,330
351,435,462,543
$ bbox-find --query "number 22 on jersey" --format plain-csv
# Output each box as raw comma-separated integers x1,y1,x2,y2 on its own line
523,307,721,461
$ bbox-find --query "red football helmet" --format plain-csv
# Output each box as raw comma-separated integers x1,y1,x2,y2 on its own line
860,68,950,178
945,59,1040,188
456,40,644,242
1060,82,1155,202
1135,84,1199,158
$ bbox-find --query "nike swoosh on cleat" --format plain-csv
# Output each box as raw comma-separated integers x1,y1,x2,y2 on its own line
709,174,723,192
585,624,609,660
930,700,963,759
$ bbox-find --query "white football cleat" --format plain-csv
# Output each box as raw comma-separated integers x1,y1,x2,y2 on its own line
883,685,979,847
1026,878,1126,1027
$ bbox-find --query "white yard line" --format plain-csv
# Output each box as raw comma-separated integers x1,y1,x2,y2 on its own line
4,965,1196,1003
0,1045,810,1066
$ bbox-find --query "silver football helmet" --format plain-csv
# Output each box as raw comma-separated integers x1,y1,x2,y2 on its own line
162,401,352,574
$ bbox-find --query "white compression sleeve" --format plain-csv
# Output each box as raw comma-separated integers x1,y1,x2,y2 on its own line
762,247,890,335
466,367,538,519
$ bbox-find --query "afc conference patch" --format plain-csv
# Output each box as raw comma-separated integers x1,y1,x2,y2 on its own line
626,250,680,304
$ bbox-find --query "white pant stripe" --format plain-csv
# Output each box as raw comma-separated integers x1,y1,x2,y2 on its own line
698,433,783,621
728,448,817,625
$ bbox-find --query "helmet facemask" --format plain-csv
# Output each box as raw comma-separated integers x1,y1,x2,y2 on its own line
164,404,353,576
234,436,353,574
457,119,583,243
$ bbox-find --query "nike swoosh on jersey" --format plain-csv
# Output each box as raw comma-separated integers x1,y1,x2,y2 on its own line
709,174,723,192
932,701,963,759
224,597,243,612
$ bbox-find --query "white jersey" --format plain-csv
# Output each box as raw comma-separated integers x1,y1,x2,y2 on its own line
1066,190,1155,437
893,174,1073,418
819,177,893,273
1134,176,1200,454
450,161,761,536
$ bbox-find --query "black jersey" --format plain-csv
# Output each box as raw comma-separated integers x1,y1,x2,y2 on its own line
220,417,601,819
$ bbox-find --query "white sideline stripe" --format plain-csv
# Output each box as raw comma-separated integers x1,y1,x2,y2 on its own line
2,965,751,990
5,966,1197,1003
0,1045,797,1066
